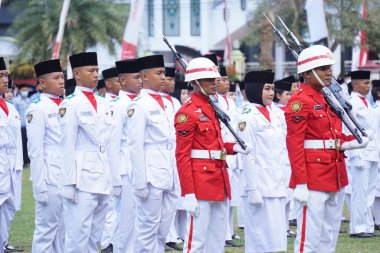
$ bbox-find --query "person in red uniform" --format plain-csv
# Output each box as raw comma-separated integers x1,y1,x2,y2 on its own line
175,57,251,253
285,45,369,253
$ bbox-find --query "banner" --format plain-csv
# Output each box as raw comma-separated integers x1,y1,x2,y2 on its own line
51,0,70,59
121,0,146,60
305,0,328,44
351,2,368,70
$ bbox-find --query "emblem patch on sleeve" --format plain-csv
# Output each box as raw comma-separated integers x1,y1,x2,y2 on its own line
292,116,304,123
127,109,135,117
26,113,33,123
178,114,188,124
238,122,246,131
59,108,66,117
291,101,302,113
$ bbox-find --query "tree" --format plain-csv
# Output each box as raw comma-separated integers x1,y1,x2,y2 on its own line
8,0,128,66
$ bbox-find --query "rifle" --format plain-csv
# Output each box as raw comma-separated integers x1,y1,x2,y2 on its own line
264,13,366,143
159,32,247,149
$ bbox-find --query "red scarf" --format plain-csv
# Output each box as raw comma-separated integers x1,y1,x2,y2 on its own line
50,97,62,106
359,96,368,108
0,98,9,116
128,94,137,100
257,106,271,122
222,95,229,110
165,95,174,107
82,91,97,111
149,94,165,110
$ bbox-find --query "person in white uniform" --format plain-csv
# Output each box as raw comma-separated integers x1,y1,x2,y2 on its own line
346,70,379,238
0,57,23,253
103,67,121,101
127,55,178,253
59,52,117,253
100,66,123,253
27,59,66,253
237,70,288,253
110,59,142,253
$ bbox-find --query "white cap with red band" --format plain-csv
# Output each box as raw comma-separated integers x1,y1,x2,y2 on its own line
185,57,221,82
297,45,336,74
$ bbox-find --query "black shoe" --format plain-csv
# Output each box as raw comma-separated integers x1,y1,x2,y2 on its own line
164,245,174,251
368,233,380,237
101,244,113,253
349,232,373,238
289,219,297,226
4,244,23,252
375,224,380,231
238,226,244,230
225,240,243,247
166,242,183,251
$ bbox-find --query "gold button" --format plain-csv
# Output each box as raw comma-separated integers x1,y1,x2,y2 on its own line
203,166,207,171
317,158,321,162
320,114,323,117
206,127,209,131
335,129,338,133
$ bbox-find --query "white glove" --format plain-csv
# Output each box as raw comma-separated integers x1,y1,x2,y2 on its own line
293,184,309,206
340,137,369,151
135,187,149,200
112,186,122,198
34,192,48,205
183,193,200,217
247,189,263,206
61,185,78,204
233,143,252,155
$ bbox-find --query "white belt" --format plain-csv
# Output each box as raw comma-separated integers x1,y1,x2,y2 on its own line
0,147,16,155
76,144,106,153
304,139,340,150
191,149,226,160
144,143,174,150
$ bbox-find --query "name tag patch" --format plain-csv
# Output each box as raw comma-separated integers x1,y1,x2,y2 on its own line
313,105,323,110
149,110,160,116
80,111,93,117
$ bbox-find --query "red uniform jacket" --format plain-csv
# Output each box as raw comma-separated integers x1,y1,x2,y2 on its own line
285,84,355,192
175,93,235,201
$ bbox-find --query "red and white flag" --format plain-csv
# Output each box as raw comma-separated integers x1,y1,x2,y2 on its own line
223,0,231,64
51,0,71,59
121,0,146,60
305,0,328,44
351,2,368,71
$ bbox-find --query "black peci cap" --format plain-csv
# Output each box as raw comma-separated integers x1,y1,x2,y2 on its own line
165,67,176,78
202,54,218,65
229,84,236,92
34,59,62,77
69,52,98,69
219,66,228,77
115,59,139,74
175,81,188,90
274,80,292,92
351,70,370,80
244,70,275,84
97,79,106,89
102,67,118,80
281,75,296,83
137,55,165,71
372,80,380,88
0,57,6,71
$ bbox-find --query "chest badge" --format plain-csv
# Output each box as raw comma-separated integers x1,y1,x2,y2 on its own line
238,121,246,131
26,113,33,123
291,101,302,113
59,108,66,117
177,114,188,124
127,109,135,117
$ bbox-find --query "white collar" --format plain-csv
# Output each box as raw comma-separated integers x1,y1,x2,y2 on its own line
42,93,60,99
77,86,94,92
142,88,161,95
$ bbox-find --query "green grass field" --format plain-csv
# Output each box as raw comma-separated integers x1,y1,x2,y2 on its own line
8,168,380,253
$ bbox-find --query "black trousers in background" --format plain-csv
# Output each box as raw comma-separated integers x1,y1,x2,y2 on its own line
21,127,29,164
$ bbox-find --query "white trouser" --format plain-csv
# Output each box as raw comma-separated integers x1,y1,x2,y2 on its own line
345,193,351,214
350,161,378,234
32,186,65,253
225,204,234,240
286,188,294,231
114,175,135,253
243,196,287,253
101,194,119,249
166,213,180,243
294,189,345,253
174,210,187,241
373,197,380,225
0,170,16,253
134,184,177,253
183,199,228,253
64,191,110,253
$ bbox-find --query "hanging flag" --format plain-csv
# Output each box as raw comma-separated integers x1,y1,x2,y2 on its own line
305,0,328,45
351,2,368,71
223,0,231,64
121,0,146,60
51,0,70,59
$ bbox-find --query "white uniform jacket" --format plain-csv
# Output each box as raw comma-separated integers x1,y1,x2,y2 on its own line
108,91,135,185
127,89,175,191
58,87,113,194
26,94,63,194
0,100,23,198
345,92,378,162
237,103,287,197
